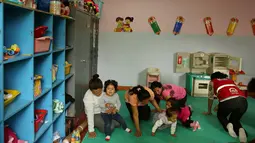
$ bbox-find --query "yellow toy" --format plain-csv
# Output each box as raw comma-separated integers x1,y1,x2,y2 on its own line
3,44,20,60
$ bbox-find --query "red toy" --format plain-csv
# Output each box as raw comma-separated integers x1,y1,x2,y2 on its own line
94,4,99,16
251,19,255,36
34,26,48,38
61,3,70,16
203,17,214,36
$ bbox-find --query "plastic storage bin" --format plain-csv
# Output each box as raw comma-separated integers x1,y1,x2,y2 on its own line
34,36,52,53
34,75,43,97
65,63,72,75
4,90,21,107
34,109,47,132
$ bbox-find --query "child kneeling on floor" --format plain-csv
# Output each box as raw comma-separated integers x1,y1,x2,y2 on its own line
152,107,178,137
99,80,131,141
166,98,201,131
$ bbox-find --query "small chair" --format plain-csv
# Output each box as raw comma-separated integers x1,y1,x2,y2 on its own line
146,68,160,87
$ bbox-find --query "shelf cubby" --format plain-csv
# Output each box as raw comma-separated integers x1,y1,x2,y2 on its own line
36,125,53,143
4,58,33,120
53,112,65,139
0,64,3,122
34,54,52,99
53,51,65,88
53,17,66,52
0,3,3,63
34,11,53,56
4,4,34,58
53,82,65,122
5,103,34,142
66,20,75,49
34,90,52,142
65,50,74,80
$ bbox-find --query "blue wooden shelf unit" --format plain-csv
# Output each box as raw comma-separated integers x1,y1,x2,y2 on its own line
0,1,75,143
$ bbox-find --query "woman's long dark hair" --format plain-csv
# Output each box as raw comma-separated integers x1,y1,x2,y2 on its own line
129,85,150,101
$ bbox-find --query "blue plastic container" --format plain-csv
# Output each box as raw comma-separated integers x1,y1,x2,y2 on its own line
37,0,51,12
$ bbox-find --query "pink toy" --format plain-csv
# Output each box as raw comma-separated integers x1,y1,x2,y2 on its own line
190,121,201,131
61,3,70,16
94,4,99,16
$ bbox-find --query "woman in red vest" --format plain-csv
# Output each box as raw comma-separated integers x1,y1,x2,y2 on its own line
203,72,248,143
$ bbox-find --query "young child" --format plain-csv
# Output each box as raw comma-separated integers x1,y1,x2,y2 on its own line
150,81,187,107
151,107,178,137
99,80,131,141
166,99,201,131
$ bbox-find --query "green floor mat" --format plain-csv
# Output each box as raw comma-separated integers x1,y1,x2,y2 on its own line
82,91,255,143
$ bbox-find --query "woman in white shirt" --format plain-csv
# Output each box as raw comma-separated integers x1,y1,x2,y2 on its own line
83,74,119,138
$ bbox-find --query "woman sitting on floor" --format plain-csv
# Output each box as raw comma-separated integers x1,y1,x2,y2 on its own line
203,72,248,143
83,74,119,138
125,85,162,137
150,81,187,107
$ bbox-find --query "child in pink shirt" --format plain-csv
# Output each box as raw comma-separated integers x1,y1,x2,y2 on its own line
150,81,187,107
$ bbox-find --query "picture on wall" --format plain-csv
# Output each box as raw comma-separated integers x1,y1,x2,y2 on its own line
227,17,239,36
203,17,214,36
173,16,184,35
148,16,161,35
251,19,255,36
114,16,134,32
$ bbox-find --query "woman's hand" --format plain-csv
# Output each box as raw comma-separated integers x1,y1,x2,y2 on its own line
203,111,212,115
105,109,112,114
171,134,176,137
88,132,97,138
151,132,155,136
135,130,142,137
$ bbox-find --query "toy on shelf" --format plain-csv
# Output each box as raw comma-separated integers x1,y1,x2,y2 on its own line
52,64,58,83
148,16,161,35
84,0,95,13
61,3,70,16
114,17,124,32
3,44,20,60
93,4,100,16
65,61,72,75
123,17,134,32
229,69,245,83
34,26,48,38
50,0,62,15
4,89,20,106
190,52,209,74
34,75,43,97
173,16,184,35
34,109,47,132
53,99,64,113
53,132,61,143
251,19,255,36
227,17,239,36
34,26,52,53
63,121,87,143
203,17,214,36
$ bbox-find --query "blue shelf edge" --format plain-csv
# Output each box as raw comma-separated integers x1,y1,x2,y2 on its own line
65,73,74,80
65,47,73,51
53,48,65,53
34,51,52,58
65,102,71,110
4,99,32,121
52,79,64,89
3,55,33,64
34,88,51,101
34,121,52,142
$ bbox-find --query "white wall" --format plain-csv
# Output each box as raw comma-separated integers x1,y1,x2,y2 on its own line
98,33,255,86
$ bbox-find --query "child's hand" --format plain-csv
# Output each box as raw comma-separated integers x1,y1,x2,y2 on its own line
105,103,110,108
112,108,117,114
171,134,176,137
105,109,112,114
151,132,155,136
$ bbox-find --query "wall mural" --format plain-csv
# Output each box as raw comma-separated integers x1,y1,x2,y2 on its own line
114,17,134,32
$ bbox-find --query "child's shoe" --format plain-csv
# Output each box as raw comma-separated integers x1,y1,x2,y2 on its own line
190,121,201,131
105,136,110,141
125,128,132,133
